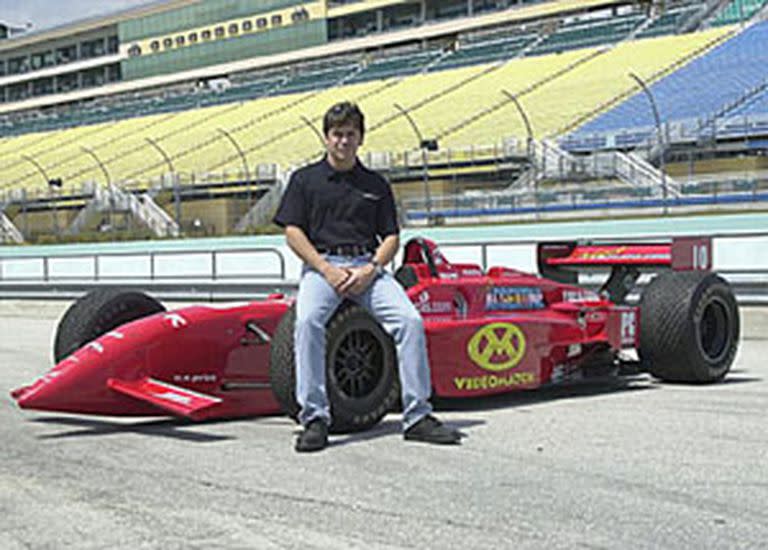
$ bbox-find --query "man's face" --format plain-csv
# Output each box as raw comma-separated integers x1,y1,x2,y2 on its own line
325,122,363,166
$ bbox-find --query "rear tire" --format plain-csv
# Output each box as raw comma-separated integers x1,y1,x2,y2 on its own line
54,288,165,363
639,272,739,383
270,302,400,433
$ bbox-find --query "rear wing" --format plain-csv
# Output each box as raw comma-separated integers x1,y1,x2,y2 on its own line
538,237,712,302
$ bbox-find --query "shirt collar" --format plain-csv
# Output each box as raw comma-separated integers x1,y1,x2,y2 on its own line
320,156,363,181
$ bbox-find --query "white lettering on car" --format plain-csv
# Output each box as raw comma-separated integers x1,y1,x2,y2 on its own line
621,311,637,345
164,313,188,329
87,341,104,354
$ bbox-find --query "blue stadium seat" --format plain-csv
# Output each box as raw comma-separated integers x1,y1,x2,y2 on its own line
570,21,768,143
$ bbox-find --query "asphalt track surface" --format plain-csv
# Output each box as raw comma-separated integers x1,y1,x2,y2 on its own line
2,306,767,550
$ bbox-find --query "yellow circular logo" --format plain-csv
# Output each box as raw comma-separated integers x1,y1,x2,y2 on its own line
467,323,526,372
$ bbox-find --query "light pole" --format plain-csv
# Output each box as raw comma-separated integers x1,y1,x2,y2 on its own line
21,154,58,237
145,137,180,226
80,146,111,186
501,89,537,206
393,103,436,223
299,115,327,154
217,128,252,205
81,146,115,231
629,72,668,213
501,89,534,159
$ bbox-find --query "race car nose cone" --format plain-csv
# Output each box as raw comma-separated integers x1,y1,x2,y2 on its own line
12,381,53,410
10,385,29,400
11,369,72,412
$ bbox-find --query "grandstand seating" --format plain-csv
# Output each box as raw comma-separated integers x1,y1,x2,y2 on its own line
712,0,768,25
567,21,767,146
347,50,443,84
430,34,537,71
0,4,719,140
443,28,729,148
728,87,768,116
526,12,646,56
636,4,702,39
0,23,739,194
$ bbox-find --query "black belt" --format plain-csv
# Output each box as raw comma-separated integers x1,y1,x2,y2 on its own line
317,244,376,256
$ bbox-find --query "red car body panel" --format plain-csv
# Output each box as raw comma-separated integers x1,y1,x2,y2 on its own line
13,237,707,421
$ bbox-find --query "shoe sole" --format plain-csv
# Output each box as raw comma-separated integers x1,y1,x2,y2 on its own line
403,435,461,445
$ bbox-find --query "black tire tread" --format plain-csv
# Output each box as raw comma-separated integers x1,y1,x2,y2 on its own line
640,272,739,383
54,288,165,363
269,305,301,420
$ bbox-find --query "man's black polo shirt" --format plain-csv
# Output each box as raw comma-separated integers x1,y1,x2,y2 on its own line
273,157,399,249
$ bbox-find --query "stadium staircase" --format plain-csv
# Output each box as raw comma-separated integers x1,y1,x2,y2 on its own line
65,185,178,238
234,173,286,232
514,139,681,198
0,204,23,243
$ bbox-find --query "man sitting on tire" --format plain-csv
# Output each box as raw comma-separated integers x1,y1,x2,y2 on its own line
273,101,461,452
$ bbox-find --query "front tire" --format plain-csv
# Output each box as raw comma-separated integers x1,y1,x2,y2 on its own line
54,288,165,363
269,302,399,433
639,272,739,383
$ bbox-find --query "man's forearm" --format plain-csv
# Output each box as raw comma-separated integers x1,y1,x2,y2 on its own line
373,234,399,268
285,225,330,274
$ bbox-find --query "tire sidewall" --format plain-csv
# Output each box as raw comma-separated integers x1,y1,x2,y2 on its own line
640,272,739,383
688,278,739,381
269,302,399,433
325,306,399,432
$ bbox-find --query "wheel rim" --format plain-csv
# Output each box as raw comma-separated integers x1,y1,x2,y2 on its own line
330,328,385,399
698,297,731,363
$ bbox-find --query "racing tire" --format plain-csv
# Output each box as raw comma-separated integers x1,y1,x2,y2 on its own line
54,288,165,363
639,272,739,383
269,302,400,434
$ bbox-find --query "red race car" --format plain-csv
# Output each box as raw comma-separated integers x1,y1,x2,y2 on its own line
11,237,740,433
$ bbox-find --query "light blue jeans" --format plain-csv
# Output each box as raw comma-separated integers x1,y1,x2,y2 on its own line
294,254,433,431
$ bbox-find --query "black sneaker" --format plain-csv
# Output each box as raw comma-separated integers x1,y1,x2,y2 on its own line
295,419,329,453
404,415,461,445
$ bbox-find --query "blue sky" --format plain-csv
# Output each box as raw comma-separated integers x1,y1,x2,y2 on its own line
1,0,154,31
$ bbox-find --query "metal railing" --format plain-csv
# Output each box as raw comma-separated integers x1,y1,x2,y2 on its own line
1,232,768,304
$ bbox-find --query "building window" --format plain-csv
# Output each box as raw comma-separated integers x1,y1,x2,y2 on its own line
215,26,225,38
55,44,77,64
256,17,268,29
242,20,253,31
56,72,78,93
292,8,310,22
8,56,29,75
229,23,239,35
81,67,105,88
128,44,142,57
107,35,119,54
150,40,160,52
175,35,186,46
32,77,54,97
201,29,212,40
8,82,30,101
30,53,45,70
163,37,173,49
107,64,121,82
271,14,283,26
81,38,105,59
0,61,5,77
188,31,199,43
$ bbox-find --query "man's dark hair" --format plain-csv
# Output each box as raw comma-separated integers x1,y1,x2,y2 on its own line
323,101,365,139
